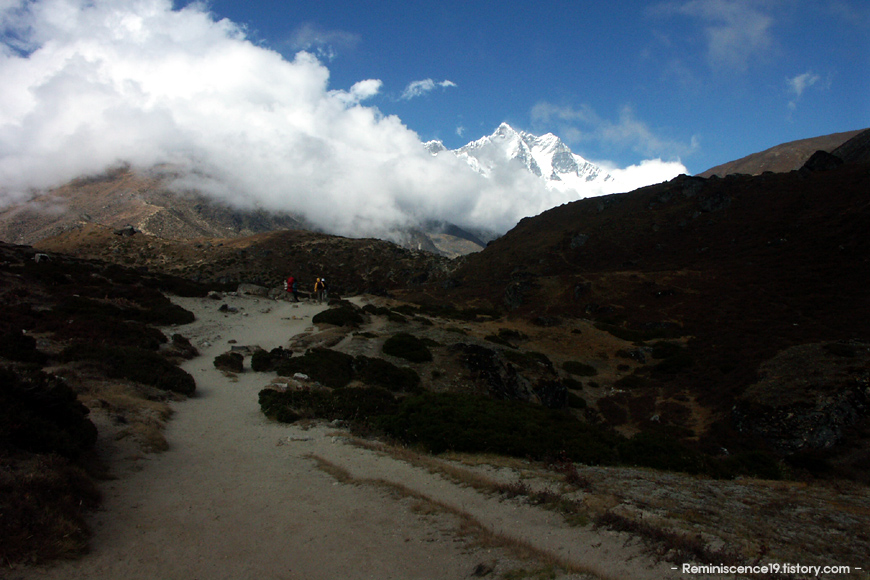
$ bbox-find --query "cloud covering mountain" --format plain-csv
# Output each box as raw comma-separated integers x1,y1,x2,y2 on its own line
0,0,686,238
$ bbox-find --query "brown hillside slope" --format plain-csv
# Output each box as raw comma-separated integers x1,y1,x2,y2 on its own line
698,128,866,177
0,167,306,245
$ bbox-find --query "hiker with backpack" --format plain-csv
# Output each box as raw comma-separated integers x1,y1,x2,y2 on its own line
285,275,299,302
313,277,324,303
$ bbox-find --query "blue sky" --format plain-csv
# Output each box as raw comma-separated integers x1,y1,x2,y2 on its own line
1,0,868,238
197,0,870,174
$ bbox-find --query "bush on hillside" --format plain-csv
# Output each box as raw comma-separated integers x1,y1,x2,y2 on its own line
382,332,433,363
567,390,587,409
594,322,682,342
274,348,355,389
354,355,421,392
0,327,46,364
214,352,244,373
312,305,364,327
0,453,101,565
377,392,619,465
0,367,97,458
501,349,554,372
562,360,598,377
259,387,398,425
251,347,291,372
60,344,196,396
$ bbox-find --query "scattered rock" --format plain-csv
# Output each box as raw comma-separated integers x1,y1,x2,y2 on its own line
237,283,269,297
570,233,589,248
113,225,136,237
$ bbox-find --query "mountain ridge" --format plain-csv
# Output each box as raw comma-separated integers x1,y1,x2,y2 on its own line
698,128,868,177
427,122,613,195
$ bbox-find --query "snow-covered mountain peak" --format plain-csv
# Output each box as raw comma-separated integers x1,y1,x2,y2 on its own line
436,124,613,195
424,140,446,155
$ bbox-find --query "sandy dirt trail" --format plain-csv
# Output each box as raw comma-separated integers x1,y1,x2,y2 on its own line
13,293,679,580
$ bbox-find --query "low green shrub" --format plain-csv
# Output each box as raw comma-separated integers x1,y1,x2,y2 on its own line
0,454,101,565
485,334,515,348
274,348,355,388
386,311,407,323
214,352,244,373
562,360,598,377
502,349,554,372
251,347,290,372
651,352,695,375
613,374,659,390
354,356,421,392
0,328,46,364
312,306,363,327
498,328,527,341
651,341,685,359
259,386,398,424
0,367,97,458
60,344,196,396
567,391,587,409
593,322,681,342
617,431,708,474
42,315,168,351
563,375,584,387
382,332,433,363
169,334,198,359
376,392,619,464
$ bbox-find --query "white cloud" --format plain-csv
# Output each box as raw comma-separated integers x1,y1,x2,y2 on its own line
287,22,360,62
531,101,698,160
602,159,690,194
652,0,775,72
400,78,457,100
786,70,820,109
0,1,692,241
530,102,691,192
0,0,555,236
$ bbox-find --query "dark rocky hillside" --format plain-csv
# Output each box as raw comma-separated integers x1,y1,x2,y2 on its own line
402,138,870,480
33,225,451,298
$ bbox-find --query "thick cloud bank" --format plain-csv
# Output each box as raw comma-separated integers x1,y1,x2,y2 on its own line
0,0,685,237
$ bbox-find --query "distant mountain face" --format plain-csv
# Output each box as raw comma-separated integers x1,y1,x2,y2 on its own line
698,129,868,177
0,166,488,257
0,167,308,246
426,123,613,195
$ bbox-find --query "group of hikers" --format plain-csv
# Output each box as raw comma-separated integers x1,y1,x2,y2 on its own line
284,275,328,303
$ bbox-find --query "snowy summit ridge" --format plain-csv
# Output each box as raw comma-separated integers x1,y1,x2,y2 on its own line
426,123,613,196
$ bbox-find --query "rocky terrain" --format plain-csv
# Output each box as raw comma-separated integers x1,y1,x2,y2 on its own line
401,135,870,483
2,129,870,576
32,224,452,297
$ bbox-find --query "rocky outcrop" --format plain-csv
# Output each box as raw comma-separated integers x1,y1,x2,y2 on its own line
449,343,536,402
734,342,870,454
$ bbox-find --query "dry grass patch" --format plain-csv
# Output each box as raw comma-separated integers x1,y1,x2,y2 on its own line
306,452,610,579
78,381,174,454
